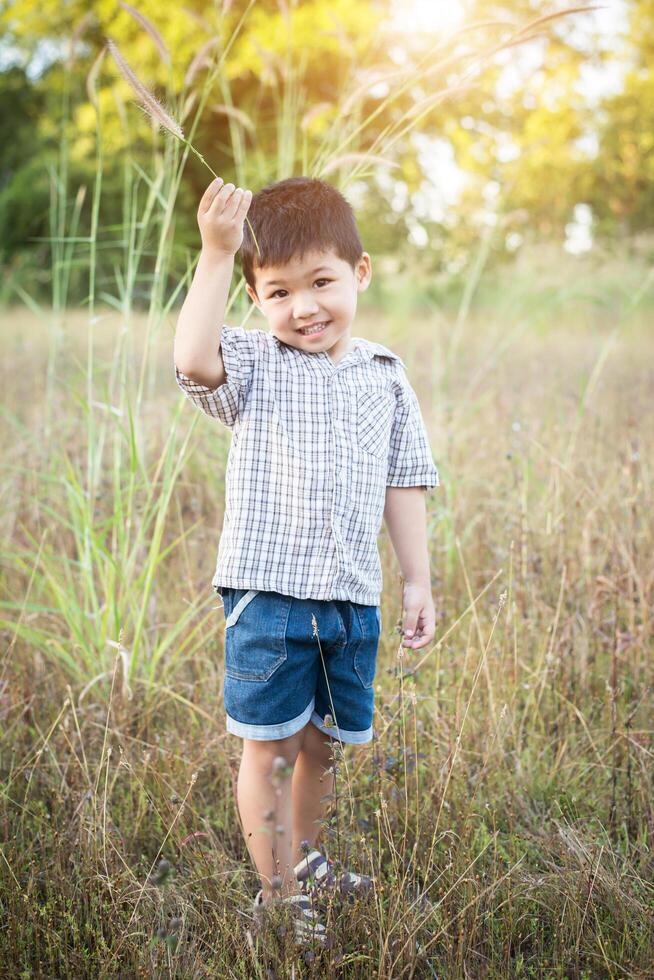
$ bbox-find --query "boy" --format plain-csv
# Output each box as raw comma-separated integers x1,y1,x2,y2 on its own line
173,175,439,944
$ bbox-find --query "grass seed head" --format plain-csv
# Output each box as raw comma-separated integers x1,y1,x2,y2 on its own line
106,38,184,140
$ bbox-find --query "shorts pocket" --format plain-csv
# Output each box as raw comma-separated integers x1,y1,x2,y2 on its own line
224,589,260,627
352,604,381,689
357,387,395,459
224,589,291,682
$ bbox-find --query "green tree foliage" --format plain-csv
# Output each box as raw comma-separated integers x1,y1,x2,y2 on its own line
0,0,647,305
590,1,654,235
0,66,50,255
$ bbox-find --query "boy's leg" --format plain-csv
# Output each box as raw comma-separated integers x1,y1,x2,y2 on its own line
291,721,336,869
237,729,307,900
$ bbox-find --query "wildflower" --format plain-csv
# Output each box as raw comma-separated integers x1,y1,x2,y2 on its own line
323,713,334,728
148,857,174,886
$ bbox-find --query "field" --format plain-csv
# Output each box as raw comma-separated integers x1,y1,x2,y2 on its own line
1,248,653,977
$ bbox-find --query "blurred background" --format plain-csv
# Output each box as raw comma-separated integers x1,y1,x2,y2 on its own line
0,0,650,309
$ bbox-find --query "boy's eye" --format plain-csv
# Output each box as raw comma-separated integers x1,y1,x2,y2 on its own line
270,279,331,299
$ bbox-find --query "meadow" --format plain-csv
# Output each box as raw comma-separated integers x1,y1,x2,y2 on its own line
1,243,653,977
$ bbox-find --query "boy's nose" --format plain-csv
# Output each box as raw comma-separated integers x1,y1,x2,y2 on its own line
293,295,320,319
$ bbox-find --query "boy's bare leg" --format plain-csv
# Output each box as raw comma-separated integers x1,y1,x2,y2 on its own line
237,730,307,900
291,721,336,868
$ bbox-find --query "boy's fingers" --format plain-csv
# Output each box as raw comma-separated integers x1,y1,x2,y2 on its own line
223,187,244,220
403,624,418,642
402,627,430,648
199,177,224,211
408,637,430,649
206,182,235,212
202,178,222,198
238,189,253,214
402,607,435,646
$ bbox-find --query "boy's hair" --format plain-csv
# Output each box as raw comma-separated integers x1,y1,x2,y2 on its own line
239,177,363,295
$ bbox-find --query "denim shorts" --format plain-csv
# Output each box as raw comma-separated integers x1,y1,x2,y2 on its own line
217,587,382,744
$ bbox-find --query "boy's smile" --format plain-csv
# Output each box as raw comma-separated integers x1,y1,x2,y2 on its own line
245,248,372,364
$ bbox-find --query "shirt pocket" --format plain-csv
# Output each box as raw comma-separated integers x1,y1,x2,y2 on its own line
357,387,395,459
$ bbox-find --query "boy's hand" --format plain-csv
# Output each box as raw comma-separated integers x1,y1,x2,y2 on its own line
197,177,252,257
400,582,436,650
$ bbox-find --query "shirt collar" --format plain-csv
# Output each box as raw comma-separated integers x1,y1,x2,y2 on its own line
353,337,406,369
271,333,405,369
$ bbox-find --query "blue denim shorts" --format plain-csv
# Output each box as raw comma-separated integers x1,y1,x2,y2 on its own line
217,587,382,744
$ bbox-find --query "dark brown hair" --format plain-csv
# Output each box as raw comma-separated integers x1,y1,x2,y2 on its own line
239,176,363,295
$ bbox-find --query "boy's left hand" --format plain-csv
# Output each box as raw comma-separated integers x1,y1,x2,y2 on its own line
400,582,436,649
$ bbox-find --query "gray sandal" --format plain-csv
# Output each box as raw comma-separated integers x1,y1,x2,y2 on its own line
252,888,327,946
293,849,374,901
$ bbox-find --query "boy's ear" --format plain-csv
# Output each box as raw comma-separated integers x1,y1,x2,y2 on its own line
356,252,372,291
245,283,261,309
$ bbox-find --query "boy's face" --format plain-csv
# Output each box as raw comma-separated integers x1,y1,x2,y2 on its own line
245,248,371,359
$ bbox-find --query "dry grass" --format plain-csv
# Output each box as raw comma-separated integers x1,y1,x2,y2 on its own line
1,289,653,977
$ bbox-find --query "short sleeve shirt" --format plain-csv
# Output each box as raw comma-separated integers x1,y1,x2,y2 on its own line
174,326,439,605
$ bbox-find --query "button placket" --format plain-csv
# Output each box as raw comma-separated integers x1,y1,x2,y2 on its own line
327,372,344,587
323,348,366,595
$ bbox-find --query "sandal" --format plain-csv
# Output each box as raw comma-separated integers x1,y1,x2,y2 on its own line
252,888,328,947
293,849,374,902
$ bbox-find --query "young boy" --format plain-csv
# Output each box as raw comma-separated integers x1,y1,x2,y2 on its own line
173,175,439,943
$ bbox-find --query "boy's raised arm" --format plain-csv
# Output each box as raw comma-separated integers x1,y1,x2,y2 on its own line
174,178,252,388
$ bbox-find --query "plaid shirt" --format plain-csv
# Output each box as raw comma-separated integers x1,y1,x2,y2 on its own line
175,326,439,605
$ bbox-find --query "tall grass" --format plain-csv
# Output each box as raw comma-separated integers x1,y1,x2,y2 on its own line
1,0,596,691
2,1,652,975
2,300,652,975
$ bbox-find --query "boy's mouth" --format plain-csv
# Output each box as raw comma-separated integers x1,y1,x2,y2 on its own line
298,321,330,336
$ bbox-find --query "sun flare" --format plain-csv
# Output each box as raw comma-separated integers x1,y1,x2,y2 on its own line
390,0,466,36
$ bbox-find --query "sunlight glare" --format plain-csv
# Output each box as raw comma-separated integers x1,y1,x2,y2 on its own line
389,0,466,37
